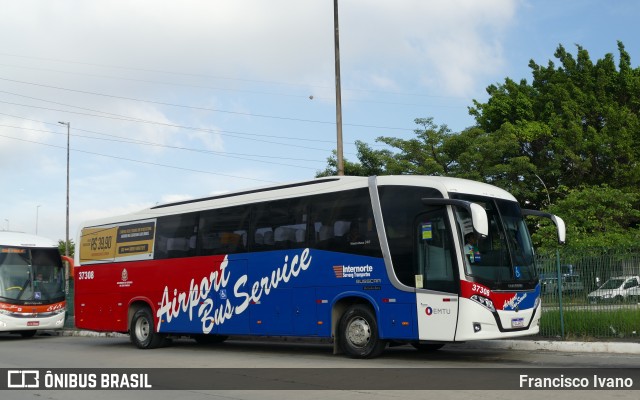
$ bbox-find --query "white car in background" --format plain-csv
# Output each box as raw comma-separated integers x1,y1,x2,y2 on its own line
587,276,640,303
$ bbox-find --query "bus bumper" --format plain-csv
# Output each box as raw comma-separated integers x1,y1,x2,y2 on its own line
0,311,66,332
455,298,540,341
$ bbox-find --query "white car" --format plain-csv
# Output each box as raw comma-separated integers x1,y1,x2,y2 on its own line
587,276,640,303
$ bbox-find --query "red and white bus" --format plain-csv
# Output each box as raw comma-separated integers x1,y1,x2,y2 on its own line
74,175,564,358
0,232,68,337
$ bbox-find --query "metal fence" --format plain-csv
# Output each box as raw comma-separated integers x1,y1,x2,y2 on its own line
537,249,640,340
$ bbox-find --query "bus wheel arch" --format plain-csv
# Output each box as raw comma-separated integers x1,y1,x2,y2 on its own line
128,301,166,349
332,297,386,358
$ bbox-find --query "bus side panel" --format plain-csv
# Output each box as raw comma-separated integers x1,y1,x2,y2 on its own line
249,288,292,335
75,265,112,332
378,300,417,340
292,287,319,335
76,249,419,340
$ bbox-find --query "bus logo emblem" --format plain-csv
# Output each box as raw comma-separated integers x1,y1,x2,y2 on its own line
117,268,132,288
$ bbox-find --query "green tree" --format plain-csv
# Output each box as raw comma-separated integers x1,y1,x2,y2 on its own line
315,140,392,177
532,185,640,251
470,42,640,198
317,42,640,251
58,239,75,258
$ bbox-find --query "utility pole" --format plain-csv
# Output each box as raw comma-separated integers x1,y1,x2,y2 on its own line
333,0,344,176
58,121,70,257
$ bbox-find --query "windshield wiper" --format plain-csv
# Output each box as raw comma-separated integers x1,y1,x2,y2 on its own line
16,276,32,300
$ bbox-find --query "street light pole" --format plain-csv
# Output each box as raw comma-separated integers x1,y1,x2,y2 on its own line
333,0,344,176
58,121,70,257
534,173,551,206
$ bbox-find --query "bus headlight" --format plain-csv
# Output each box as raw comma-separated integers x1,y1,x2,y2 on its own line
470,294,496,312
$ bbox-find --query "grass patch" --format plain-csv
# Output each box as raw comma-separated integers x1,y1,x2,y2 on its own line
540,308,640,339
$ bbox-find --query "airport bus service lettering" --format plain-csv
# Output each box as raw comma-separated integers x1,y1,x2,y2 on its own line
156,248,311,333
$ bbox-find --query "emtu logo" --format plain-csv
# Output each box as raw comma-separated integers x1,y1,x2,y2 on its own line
425,306,433,316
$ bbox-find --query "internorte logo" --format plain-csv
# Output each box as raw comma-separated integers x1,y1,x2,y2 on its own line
332,264,373,279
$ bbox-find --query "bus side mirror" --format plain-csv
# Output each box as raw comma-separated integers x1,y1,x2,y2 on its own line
469,203,489,238
522,209,566,244
422,198,489,237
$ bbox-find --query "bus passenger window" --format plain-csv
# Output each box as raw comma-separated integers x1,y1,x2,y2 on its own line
309,189,381,257
154,213,199,259
198,206,250,256
251,199,307,252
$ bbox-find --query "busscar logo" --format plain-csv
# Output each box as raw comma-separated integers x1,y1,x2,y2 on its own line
332,264,373,279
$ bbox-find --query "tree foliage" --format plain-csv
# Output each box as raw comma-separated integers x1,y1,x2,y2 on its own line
318,42,640,251
58,239,75,258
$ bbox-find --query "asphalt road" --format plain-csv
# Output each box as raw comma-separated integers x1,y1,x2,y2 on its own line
0,333,638,400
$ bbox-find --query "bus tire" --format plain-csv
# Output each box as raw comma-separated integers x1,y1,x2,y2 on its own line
338,304,386,358
130,307,165,349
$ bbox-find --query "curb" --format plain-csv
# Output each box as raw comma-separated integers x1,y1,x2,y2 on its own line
453,339,640,355
53,329,640,355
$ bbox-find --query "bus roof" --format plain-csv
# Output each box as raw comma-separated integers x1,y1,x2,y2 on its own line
79,175,517,229
0,231,59,248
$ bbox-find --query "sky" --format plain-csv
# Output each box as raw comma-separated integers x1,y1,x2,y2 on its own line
1,0,639,242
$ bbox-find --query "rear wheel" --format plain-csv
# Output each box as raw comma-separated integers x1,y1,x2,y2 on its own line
338,304,386,358
130,307,165,349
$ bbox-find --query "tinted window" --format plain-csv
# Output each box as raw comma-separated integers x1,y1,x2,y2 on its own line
251,198,308,252
379,185,443,286
199,206,250,255
154,213,199,259
416,210,458,293
309,189,381,257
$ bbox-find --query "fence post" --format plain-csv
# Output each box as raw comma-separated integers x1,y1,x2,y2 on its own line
556,248,565,339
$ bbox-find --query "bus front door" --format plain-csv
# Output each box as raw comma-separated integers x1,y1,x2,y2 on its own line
415,210,459,342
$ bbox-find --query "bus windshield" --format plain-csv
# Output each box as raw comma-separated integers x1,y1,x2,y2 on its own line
0,247,65,303
453,195,537,289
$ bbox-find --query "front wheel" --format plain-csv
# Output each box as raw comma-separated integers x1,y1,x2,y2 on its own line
130,307,165,349
338,304,386,358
